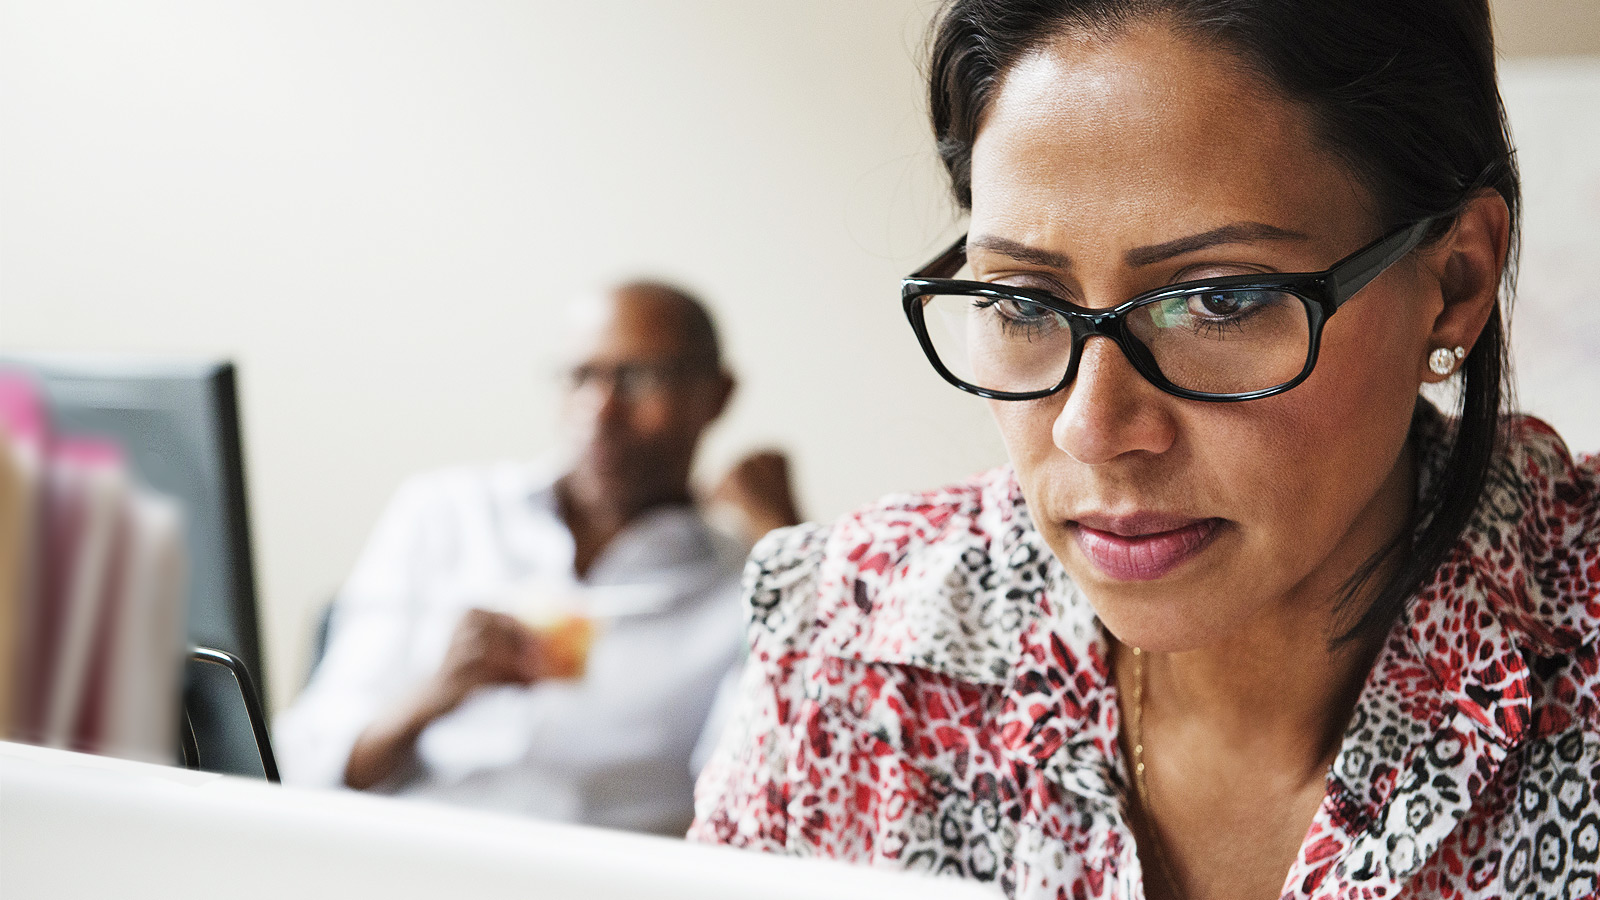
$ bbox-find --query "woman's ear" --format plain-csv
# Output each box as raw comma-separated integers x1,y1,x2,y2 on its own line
1419,189,1510,382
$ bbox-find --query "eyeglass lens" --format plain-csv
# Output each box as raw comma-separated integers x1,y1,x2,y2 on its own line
567,363,676,398
916,288,1312,396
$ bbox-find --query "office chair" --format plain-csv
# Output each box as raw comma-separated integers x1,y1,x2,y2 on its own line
180,646,280,782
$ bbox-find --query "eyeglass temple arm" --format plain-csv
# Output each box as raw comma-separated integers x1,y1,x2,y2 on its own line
914,234,969,279
1327,219,1434,303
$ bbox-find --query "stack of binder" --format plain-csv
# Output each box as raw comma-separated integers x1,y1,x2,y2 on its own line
0,369,187,763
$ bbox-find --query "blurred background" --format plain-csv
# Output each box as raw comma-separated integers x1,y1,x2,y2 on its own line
2,0,1597,715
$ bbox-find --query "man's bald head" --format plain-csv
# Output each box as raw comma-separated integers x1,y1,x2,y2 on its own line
607,280,723,375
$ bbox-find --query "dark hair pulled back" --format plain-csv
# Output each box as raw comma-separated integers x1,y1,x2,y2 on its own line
927,0,1520,639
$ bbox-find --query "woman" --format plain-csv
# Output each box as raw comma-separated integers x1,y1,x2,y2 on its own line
690,1,1599,898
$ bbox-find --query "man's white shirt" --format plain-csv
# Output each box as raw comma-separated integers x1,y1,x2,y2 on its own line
273,462,747,835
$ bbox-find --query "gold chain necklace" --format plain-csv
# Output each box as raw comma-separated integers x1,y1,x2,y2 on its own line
1129,646,1187,900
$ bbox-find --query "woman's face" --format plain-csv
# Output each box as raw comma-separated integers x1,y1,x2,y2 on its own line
969,23,1444,653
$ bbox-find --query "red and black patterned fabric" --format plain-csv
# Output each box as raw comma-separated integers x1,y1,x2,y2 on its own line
689,410,1600,899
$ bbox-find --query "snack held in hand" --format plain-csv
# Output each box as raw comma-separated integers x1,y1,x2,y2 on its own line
534,615,595,681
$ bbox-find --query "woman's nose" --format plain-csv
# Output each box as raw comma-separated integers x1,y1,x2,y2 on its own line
1052,337,1177,464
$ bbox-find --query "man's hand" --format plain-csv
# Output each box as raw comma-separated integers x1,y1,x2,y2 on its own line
420,609,545,719
709,450,803,546
345,609,543,790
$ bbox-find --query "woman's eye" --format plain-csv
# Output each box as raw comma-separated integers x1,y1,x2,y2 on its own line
1188,290,1265,318
998,297,1052,320
971,295,1065,340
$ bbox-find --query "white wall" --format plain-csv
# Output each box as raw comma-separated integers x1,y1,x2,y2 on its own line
1499,59,1600,455
0,0,1005,711
2,2,1595,714
1495,0,1600,56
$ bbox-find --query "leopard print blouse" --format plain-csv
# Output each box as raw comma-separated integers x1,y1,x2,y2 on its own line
689,412,1600,899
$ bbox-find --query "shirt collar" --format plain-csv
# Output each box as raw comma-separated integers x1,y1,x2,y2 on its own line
1286,413,1597,896
1394,407,1600,749
805,465,1126,805
524,462,736,602
809,466,1060,686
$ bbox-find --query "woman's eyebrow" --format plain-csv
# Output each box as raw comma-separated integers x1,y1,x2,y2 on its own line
1123,222,1310,267
967,222,1308,272
966,235,1073,270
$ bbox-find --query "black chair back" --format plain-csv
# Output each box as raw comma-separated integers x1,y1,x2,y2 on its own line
181,646,279,782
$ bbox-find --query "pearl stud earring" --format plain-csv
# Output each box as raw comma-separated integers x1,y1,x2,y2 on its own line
1429,346,1466,376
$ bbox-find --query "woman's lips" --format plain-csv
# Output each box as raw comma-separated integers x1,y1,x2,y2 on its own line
1070,515,1223,582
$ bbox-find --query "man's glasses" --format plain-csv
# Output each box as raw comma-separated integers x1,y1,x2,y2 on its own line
565,360,711,400
901,219,1436,402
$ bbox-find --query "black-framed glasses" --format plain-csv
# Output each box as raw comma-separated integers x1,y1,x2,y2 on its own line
901,219,1436,402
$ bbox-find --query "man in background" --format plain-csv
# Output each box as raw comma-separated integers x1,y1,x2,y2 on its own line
274,281,798,835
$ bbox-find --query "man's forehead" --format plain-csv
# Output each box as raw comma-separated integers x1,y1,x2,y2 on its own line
561,288,698,363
